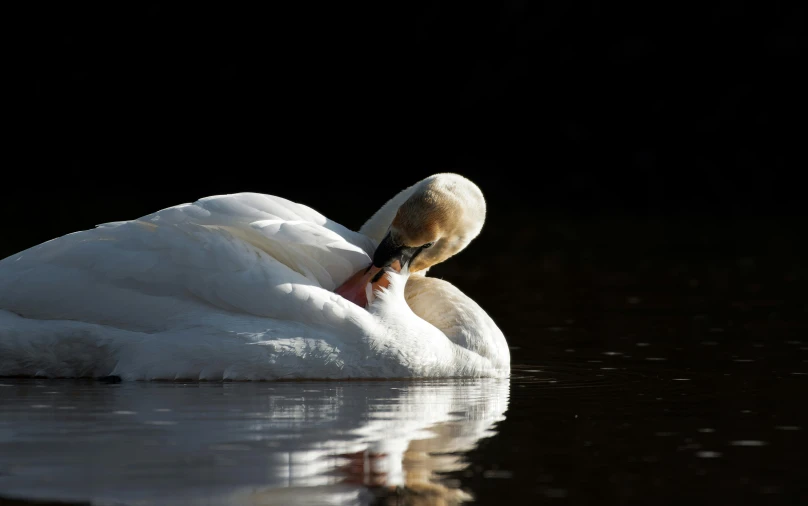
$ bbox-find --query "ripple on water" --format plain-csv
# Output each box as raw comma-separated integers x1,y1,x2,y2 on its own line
509,363,653,406
730,440,768,447
482,470,513,479
696,451,722,458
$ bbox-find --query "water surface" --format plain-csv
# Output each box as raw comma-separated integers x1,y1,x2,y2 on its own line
1,348,805,506
2,218,807,505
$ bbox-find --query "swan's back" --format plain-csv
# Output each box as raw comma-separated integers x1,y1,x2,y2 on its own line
0,193,376,326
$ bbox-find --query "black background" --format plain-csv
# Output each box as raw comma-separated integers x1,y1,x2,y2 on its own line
10,2,805,255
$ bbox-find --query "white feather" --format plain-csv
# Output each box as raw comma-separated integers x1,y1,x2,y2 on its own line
0,187,510,380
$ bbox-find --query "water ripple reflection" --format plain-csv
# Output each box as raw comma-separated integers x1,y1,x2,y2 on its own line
0,379,509,505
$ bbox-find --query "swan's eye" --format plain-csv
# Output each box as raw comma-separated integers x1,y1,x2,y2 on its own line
422,242,435,249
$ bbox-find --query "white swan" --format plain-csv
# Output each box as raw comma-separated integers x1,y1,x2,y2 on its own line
0,173,510,380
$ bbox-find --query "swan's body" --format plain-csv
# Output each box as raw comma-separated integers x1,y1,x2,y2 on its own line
0,174,510,380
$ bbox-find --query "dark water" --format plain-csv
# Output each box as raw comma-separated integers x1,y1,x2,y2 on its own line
1,218,807,505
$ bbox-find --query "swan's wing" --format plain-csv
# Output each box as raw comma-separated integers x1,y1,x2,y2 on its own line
0,192,375,333
141,192,377,289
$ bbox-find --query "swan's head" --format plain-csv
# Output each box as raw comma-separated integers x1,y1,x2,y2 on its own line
374,173,486,274
335,173,486,307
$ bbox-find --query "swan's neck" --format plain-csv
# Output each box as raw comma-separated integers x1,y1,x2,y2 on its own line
358,182,421,243
371,272,511,376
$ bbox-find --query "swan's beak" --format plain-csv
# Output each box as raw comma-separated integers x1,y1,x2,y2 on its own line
335,264,382,307
372,232,420,273
335,232,412,308
334,261,403,308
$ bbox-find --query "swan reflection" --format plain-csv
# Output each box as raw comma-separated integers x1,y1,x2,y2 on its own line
0,378,509,505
